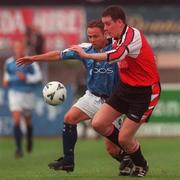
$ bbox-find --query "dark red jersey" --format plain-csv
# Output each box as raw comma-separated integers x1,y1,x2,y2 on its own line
107,25,160,86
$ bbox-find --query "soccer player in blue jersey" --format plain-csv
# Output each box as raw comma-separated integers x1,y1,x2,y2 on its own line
3,40,42,158
16,20,129,173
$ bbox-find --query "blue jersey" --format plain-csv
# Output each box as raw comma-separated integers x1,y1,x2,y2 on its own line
3,57,42,92
61,42,119,97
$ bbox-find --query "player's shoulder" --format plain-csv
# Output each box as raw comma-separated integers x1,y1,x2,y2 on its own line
5,56,15,64
125,25,142,41
78,43,92,52
128,26,141,35
62,43,92,53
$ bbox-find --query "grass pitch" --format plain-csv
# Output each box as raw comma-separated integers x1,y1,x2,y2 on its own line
0,137,180,180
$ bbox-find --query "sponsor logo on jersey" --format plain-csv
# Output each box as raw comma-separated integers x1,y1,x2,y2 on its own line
89,68,113,75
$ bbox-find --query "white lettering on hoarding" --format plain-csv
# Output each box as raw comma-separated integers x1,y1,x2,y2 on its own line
147,34,180,50
46,36,65,51
154,101,180,117
0,8,85,51
33,10,83,34
0,10,25,34
34,97,64,122
47,106,63,122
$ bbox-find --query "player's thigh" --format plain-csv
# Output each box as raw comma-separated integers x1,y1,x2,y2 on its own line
92,103,121,128
64,106,90,124
119,117,141,143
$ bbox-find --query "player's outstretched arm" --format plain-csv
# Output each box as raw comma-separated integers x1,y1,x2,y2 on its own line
70,45,107,61
16,51,60,66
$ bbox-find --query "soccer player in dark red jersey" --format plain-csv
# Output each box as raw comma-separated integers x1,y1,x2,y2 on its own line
70,5,161,177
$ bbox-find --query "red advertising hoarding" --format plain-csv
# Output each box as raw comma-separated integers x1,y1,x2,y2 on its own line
0,7,86,52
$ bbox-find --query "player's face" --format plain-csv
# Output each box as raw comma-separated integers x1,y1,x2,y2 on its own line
87,27,106,49
102,16,123,38
13,41,25,58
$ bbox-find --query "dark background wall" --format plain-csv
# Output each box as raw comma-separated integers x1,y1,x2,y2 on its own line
0,0,180,6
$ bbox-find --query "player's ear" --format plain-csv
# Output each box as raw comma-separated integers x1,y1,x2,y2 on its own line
116,19,123,25
104,31,109,38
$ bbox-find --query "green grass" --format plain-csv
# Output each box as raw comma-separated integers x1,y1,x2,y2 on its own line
0,137,180,180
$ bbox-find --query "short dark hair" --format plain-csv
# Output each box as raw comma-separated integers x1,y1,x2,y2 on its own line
102,5,126,23
87,19,104,32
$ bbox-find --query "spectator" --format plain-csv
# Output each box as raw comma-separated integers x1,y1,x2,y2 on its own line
25,25,45,55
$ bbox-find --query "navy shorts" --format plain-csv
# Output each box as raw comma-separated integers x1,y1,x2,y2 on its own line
106,81,161,123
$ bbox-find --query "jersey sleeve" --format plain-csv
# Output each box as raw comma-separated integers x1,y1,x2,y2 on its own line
61,43,92,61
3,62,10,82
26,62,42,84
107,27,142,63
61,49,80,60
3,58,19,82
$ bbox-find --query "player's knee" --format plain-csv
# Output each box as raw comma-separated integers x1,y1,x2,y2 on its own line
91,119,104,134
91,120,107,136
12,112,21,126
64,113,78,125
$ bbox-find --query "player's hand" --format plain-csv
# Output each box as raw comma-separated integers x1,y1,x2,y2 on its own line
70,45,88,58
16,56,34,67
16,72,26,81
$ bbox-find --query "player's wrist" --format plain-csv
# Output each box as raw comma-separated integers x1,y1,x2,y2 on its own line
32,56,38,62
86,53,91,59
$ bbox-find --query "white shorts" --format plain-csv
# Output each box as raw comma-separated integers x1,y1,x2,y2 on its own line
73,90,105,119
8,89,35,115
73,90,123,129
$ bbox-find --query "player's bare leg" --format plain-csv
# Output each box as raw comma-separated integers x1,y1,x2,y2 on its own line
92,103,148,177
92,103,121,146
92,104,134,175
